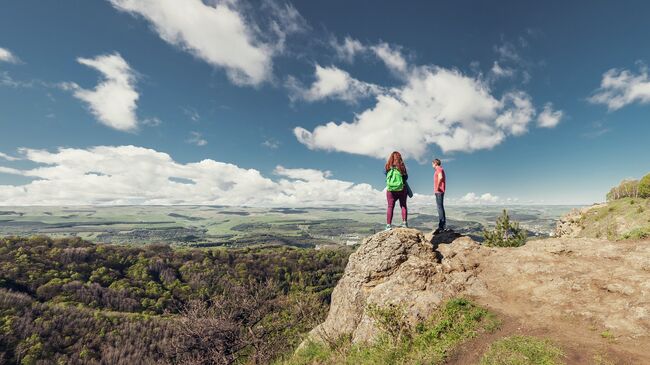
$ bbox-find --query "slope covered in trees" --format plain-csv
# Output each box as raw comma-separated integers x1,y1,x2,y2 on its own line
0,236,351,364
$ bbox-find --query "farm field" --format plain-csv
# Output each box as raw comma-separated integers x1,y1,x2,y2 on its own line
0,205,578,247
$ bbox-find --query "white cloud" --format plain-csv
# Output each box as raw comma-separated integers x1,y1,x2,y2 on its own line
582,121,610,139
142,117,162,127
371,43,408,75
0,145,383,206
589,66,650,110
495,91,535,136
287,64,383,103
187,131,207,146
182,107,200,122
264,0,308,53
490,61,515,79
494,41,521,63
537,103,563,128
0,152,20,161
331,36,366,63
66,53,139,132
458,192,501,204
0,47,20,63
109,0,275,85
262,139,280,149
294,66,540,159
275,166,332,180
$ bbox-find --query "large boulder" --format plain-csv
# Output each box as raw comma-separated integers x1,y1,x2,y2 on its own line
305,228,487,344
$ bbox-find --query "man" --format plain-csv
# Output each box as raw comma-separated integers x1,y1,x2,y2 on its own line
432,158,446,234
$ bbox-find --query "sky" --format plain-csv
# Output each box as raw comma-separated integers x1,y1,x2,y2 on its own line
1,0,649,206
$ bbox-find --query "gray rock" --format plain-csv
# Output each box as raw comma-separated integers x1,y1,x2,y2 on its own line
305,228,486,345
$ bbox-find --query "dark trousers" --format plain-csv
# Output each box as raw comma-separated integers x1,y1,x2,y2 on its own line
435,192,446,230
386,190,407,224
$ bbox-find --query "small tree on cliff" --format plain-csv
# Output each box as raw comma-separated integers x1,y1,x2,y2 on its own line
483,209,527,247
639,173,650,198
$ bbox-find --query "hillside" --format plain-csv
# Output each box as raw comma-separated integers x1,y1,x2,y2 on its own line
0,236,350,364
555,197,650,240
295,228,650,364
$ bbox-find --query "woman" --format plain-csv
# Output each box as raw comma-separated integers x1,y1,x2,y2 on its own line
384,151,409,230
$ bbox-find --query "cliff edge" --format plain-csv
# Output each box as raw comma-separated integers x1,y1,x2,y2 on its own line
305,228,650,362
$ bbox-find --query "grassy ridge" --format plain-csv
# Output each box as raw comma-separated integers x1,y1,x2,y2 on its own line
576,198,650,240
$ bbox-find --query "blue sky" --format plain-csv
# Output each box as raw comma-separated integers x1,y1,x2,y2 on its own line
1,0,649,206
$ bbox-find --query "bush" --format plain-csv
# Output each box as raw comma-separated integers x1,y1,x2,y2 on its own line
639,173,650,198
482,210,527,247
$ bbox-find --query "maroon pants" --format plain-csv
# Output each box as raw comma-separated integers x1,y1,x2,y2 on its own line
386,189,407,224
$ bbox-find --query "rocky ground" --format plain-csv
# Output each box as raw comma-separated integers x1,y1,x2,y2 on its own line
305,228,650,363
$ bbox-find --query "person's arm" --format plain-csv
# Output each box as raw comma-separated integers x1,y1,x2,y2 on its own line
403,173,408,181
434,171,441,192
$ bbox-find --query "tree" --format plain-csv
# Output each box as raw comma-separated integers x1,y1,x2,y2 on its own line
482,209,527,247
607,179,640,201
639,173,650,198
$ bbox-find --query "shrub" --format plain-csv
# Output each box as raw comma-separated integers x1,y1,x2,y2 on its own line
639,173,650,198
482,210,527,247
366,303,411,342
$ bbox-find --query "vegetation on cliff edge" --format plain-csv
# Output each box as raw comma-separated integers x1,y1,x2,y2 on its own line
283,298,500,365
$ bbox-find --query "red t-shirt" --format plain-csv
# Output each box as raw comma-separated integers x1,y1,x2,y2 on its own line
434,166,446,193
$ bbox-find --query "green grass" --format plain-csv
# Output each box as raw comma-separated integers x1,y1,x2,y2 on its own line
576,198,650,240
479,335,564,365
620,226,650,240
280,298,500,365
600,330,615,340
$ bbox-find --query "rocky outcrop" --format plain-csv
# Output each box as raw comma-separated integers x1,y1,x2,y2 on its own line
554,204,604,237
306,228,488,344
305,227,650,348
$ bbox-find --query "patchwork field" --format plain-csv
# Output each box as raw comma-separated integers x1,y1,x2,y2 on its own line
0,205,578,247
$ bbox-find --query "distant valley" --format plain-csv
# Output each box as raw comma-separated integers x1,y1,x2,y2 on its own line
0,205,579,247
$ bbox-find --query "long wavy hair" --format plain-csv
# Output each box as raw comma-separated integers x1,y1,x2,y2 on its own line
385,151,407,175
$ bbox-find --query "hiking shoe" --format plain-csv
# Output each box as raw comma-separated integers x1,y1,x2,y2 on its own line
385,224,392,231
433,228,442,235
400,221,408,228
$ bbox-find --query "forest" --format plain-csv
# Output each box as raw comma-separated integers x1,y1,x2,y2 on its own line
0,236,351,364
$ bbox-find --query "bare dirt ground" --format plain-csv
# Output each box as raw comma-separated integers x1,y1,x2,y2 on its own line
446,310,647,364
451,237,650,364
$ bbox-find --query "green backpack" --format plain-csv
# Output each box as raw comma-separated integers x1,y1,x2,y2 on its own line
386,168,404,192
